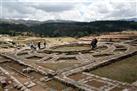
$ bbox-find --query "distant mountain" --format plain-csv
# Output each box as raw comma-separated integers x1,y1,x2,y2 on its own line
0,18,137,26
0,19,77,26
0,19,137,37
124,18,137,22
0,19,41,26
43,20,77,23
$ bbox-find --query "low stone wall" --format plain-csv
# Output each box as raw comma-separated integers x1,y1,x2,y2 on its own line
85,51,137,72
50,43,89,49
0,66,30,91
62,45,137,76
0,53,51,76
54,76,87,91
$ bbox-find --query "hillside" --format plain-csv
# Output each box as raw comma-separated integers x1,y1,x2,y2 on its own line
0,20,137,37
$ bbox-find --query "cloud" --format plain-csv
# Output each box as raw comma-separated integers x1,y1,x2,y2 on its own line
31,2,75,12
102,2,137,20
82,0,137,21
1,0,137,21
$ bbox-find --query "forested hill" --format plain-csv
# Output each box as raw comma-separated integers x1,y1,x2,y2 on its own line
0,20,137,37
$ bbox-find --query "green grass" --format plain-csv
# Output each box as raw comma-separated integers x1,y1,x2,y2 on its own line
90,54,137,83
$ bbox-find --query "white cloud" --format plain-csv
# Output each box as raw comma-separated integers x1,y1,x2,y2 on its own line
30,2,75,12
1,0,137,21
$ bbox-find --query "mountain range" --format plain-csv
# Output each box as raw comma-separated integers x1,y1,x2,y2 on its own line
0,18,136,26
0,18,137,37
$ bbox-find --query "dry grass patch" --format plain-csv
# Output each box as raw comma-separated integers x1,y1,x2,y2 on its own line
53,45,91,52
46,79,78,91
90,54,137,83
85,80,107,88
68,73,88,81
37,62,80,71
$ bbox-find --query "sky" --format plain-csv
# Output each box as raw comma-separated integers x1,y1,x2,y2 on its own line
0,0,137,21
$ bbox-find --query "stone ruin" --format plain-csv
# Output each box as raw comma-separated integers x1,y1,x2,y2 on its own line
0,38,137,91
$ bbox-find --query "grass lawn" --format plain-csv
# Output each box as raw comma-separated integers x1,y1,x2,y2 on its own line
90,54,137,83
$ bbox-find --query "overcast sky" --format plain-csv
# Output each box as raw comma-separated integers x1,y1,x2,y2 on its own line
0,0,137,21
